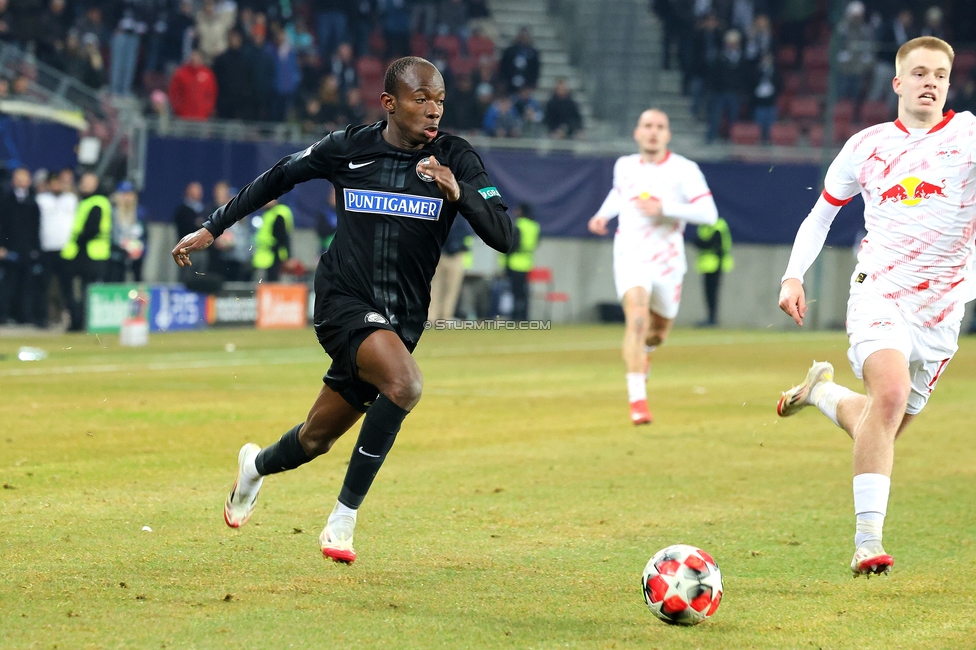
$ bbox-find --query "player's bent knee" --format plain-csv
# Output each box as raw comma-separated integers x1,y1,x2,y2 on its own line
383,372,424,410
870,384,912,419
646,332,665,347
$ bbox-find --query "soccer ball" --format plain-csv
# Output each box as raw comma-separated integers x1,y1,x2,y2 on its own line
641,544,723,626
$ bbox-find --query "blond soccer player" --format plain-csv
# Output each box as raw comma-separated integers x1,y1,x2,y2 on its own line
777,37,976,577
589,109,718,425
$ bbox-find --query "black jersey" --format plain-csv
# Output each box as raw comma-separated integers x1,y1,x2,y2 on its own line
202,121,515,345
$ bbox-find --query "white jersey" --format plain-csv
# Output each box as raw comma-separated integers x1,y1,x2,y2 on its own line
828,110,976,326
786,110,976,328
596,151,716,278
36,191,78,252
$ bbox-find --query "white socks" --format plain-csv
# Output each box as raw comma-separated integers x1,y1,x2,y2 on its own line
241,450,261,483
236,446,263,502
811,382,855,427
626,372,647,403
853,473,890,547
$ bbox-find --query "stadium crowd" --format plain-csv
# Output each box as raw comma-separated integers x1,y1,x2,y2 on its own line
653,0,976,144
1,0,583,139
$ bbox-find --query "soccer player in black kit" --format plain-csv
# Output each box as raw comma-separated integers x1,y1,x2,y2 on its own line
172,57,514,564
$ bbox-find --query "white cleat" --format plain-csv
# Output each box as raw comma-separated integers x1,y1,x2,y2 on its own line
320,514,357,564
777,361,834,417
851,541,894,578
223,443,263,528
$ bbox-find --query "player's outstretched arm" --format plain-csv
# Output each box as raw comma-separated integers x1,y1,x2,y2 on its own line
778,278,807,326
200,131,344,243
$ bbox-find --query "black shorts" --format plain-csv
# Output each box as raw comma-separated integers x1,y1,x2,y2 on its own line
315,298,398,412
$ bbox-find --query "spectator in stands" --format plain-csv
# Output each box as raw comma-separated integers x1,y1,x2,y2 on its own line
65,32,105,89
11,74,30,99
652,0,692,72
438,0,468,38
162,0,195,71
316,74,347,127
210,180,250,282
0,167,42,326
441,73,482,133
247,27,276,121
9,0,42,47
173,181,206,240
706,29,749,143
109,0,151,96
545,78,582,138
195,0,237,65
869,9,915,107
299,96,327,133
330,42,358,96
61,172,109,332
412,0,437,37
344,86,367,125
348,0,375,55
168,50,217,120
777,0,817,60
951,70,976,114
751,51,778,143
500,27,540,93
0,0,11,43
381,0,411,58
314,0,350,59
744,13,772,61
270,22,302,122
513,86,544,136
834,1,874,103
920,6,946,40
689,12,722,119
35,167,76,329
483,93,522,137
76,5,108,48
213,30,253,120
37,0,71,68
108,181,145,283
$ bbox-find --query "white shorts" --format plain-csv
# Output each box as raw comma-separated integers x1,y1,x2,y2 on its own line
846,294,960,415
613,239,684,319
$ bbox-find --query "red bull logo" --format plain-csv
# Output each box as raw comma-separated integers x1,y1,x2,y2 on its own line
877,177,947,206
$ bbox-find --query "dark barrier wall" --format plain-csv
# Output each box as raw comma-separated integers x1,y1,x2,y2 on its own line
143,134,865,246
0,117,79,174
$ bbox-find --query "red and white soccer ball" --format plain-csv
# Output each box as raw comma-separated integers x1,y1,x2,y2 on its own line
642,544,723,626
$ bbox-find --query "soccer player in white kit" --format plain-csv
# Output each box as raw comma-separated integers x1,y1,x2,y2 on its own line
588,109,718,425
777,37,976,577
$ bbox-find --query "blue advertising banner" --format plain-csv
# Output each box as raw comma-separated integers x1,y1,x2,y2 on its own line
148,285,207,332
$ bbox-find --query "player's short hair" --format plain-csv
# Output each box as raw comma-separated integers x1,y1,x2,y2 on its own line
895,36,954,76
384,56,438,97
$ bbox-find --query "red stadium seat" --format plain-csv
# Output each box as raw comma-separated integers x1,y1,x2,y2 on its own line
832,99,855,122
782,71,802,96
807,124,824,147
450,56,477,76
432,34,462,60
410,32,429,57
467,33,495,60
802,46,830,70
769,122,800,146
729,121,762,145
953,50,976,76
861,100,892,125
806,70,828,95
788,96,821,127
356,55,385,85
776,46,797,68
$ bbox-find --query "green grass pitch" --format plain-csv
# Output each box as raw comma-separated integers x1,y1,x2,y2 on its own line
1,325,974,648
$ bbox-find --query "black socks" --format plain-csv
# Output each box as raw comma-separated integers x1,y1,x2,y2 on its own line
255,423,311,475
338,394,409,509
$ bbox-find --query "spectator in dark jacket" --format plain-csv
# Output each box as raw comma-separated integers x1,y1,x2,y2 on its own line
752,52,778,142
247,28,276,121
499,26,540,93
330,42,358,96
706,28,750,142
441,73,482,132
0,167,42,325
545,78,582,138
213,30,252,119
173,181,206,239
